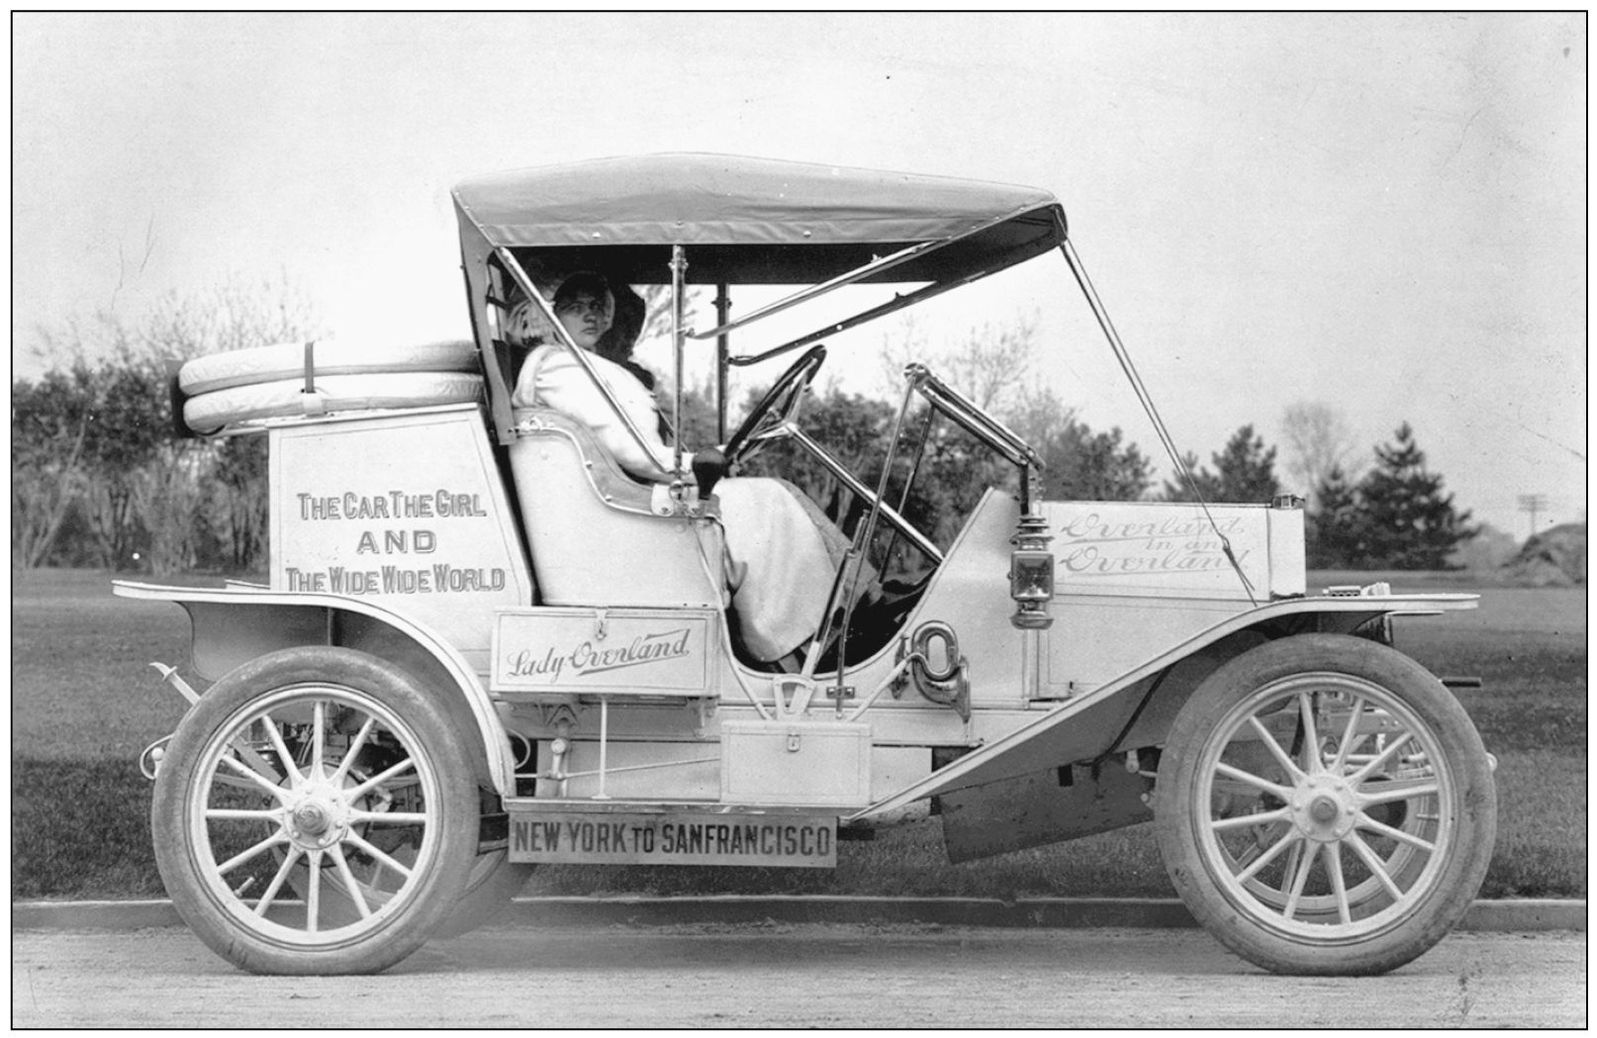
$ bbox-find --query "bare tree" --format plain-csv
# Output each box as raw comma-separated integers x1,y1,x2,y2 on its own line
877,311,1040,412
136,274,321,572
11,443,86,567
139,271,323,360
876,315,927,398
1280,401,1361,510
11,368,93,567
18,331,168,570
206,434,270,572
636,283,702,347
12,274,321,571
870,314,1152,514
944,312,1039,412
130,443,207,575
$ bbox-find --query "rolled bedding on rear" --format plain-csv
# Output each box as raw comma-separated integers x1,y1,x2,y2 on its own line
177,337,484,433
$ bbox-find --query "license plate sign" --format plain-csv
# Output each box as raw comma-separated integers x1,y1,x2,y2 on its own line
508,812,837,867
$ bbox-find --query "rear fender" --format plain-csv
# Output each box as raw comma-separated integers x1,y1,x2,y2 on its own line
112,580,512,794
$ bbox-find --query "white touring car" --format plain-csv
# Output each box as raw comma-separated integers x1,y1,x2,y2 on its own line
118,154,1496,976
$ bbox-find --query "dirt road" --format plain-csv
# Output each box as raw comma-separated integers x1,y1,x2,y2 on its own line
12,923,1585,1028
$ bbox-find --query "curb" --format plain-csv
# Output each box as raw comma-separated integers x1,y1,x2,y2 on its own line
11,896,1586,934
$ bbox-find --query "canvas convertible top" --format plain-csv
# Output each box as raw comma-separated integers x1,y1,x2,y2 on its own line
451,153,1067,286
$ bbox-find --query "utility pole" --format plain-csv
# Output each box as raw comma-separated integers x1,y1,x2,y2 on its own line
1517,494,1548,539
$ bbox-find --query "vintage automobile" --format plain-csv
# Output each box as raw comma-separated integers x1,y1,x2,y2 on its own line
118,153,1497,977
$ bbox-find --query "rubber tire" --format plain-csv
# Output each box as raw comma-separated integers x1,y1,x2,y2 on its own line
1155,633,1496,976
151,647,482,975
434,852,536,939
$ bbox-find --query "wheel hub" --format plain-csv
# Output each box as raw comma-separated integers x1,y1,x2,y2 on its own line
293,803,330,835
284,781,353,850
1288,774,1358,842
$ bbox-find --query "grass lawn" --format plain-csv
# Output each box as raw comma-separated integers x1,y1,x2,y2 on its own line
10,567,1586,900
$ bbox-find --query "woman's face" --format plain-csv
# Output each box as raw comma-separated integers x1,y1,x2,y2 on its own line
555,290,615,351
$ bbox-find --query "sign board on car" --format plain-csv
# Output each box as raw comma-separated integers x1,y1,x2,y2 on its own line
1043,501,1305,600
507,812,838,867
491,608,721,696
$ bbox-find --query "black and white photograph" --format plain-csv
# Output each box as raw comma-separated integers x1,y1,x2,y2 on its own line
12,11,1585,1028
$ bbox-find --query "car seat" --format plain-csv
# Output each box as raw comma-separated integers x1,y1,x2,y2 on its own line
508,407,727,610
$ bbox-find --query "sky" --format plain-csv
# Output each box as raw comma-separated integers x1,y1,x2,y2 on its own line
11,12,1587,537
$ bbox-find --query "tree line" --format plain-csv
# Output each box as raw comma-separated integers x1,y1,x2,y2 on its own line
1153,417,1478,569
11,291,1477,575
12,279,313,575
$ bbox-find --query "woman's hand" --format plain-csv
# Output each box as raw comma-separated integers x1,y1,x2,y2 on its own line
691,447,729,496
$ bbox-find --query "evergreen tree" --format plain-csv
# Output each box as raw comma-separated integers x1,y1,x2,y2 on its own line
1356,422,1478,569
1213,424,1282,502
1307,464,1368,567
1005,387,1152,502
1036,419,1153,502
1159,450,1217,502
1161,424,1280,503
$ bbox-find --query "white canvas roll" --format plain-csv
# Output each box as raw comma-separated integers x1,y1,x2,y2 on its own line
183,372,483,433
178,337,479,395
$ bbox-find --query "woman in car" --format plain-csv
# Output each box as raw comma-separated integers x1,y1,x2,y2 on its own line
507,271,860,666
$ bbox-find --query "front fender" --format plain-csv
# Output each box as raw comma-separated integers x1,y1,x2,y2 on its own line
112,580,513,795
852,591,1478,822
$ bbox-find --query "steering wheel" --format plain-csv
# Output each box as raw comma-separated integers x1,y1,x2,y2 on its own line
723,345,827,467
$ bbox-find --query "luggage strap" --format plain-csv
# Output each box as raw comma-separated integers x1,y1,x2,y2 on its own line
300,340,326,414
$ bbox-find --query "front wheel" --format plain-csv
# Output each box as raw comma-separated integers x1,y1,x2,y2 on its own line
1155,633,1496,975
151,647,481,974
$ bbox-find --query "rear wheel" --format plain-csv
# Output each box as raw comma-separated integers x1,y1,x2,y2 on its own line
1155,633,1496,975
435,851,535,939
278,789,534,940
151,647,481,974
